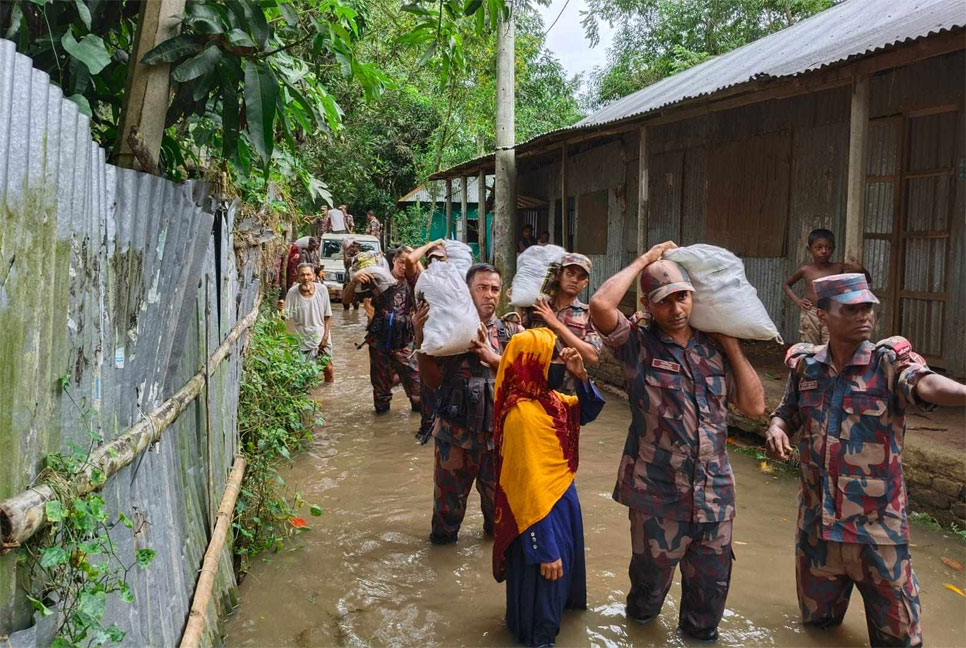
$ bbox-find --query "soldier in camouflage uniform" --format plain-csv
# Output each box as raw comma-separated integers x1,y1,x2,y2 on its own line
414,264,522,545
345,248,424,417
524,253,603,394
589,241,766,641
767,273,966,647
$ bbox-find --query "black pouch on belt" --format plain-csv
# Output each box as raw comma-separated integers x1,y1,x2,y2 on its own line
464,377,486,433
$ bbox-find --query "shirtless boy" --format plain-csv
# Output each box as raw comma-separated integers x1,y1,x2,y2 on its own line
783,228,866,344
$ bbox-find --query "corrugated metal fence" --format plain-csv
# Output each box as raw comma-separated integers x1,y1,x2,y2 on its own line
0,40,263,646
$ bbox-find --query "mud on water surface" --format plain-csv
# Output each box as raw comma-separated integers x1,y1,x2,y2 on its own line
225,310,966,648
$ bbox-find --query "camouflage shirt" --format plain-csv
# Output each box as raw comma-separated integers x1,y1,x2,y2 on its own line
772,337,935,545
601,312,738,522
432,317,521,451
524,298,603,394
366,218,382,239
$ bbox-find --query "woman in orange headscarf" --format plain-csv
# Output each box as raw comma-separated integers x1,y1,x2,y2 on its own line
492,328,605,647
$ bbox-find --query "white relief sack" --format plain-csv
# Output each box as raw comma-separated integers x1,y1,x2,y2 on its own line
664,244,783,343
415,260,480,356
509,244,567,307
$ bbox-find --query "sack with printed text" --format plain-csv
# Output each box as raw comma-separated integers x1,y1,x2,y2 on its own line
664,244,782,342
415,260,480,356
509,244,567,307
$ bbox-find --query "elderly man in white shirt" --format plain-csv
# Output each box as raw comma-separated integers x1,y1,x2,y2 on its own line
282,262,335,382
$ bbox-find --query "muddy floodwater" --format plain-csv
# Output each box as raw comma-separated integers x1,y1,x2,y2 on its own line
225,310,966,647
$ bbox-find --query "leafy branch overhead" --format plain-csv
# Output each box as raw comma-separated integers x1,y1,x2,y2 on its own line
140,0,389,177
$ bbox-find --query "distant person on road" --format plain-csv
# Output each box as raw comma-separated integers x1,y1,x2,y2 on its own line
517,224,536,253
414,263,522,545
314,205,330,237
492,328,604,647
784,228,868,344
340,204,355,234
282,262,334,383
345,246,424,418
296,236,320,267
766,272,966,648
365,210,382,240
278,242,302,300
524,253,602,395
327,205,348,234
589,241,765,641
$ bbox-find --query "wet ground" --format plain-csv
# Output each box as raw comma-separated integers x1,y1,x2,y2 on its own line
225,310,966,647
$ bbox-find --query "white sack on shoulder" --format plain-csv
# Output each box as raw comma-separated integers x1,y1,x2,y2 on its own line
442,239,474,277
509,244,567,307
415,260,480,356
664,244,783,343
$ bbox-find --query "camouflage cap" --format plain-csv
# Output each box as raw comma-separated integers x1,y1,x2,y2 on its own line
560,252,592,275
640,259,694,303
814,272,879,305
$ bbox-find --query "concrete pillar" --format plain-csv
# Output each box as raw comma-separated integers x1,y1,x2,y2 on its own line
494,7,517,282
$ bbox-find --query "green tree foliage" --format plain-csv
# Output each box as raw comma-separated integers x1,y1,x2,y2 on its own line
308,1,582,240
580,0,832,110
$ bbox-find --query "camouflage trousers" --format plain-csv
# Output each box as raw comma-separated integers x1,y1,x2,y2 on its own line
796,529,922,647
627,511,734,641
431,439,495,542
799,308,829,345
368,345,420,412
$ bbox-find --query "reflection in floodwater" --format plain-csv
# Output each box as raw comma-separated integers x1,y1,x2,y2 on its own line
225,310,966,647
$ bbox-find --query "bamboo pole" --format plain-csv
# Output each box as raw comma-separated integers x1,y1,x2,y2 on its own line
179,454,246,648
0,298,261,551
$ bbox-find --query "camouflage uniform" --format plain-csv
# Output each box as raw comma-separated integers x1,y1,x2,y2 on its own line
430,318,520,543
366,217,383,239
772,273,934,647
601,308,738,639
524,298,602,395
367,279,422,415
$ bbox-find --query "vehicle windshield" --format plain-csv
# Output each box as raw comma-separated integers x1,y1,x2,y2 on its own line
322,240,378,259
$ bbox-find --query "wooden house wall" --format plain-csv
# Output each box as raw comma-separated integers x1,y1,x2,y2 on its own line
516,50,964,374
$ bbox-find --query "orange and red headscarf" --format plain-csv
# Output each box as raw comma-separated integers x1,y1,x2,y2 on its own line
492,328,581,582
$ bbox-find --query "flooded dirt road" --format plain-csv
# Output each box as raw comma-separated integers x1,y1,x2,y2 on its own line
225,310,966,647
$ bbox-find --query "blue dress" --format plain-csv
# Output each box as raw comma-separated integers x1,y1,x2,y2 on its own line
503,380,604,647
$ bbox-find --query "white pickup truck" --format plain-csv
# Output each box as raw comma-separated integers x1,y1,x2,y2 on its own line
319,233,381,301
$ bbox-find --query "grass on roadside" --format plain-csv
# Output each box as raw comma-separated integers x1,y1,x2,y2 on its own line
233,308,327,575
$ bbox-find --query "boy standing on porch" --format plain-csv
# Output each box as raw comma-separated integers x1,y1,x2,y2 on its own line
783,229,867,344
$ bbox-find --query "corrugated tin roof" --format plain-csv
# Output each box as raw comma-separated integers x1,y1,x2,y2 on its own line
431,0,964,179
575,0,964,130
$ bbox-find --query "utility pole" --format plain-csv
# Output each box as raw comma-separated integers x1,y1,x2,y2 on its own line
115,0,186,172
493,4,517,281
